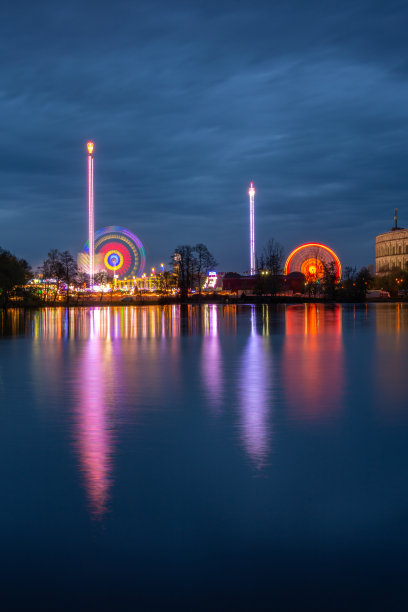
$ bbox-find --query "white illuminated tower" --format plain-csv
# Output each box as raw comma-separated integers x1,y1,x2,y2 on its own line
87,141,95,287
249,181,256,275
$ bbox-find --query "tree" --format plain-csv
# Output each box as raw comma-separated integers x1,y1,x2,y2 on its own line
41,249,64,301
41,249,77,302
0,247,32,306
173,244,217,298
355,267,373,299
59,250,78,302
322,262,338,300
373,268,408,297
256,238,284,295
172,245,197,299
194,243,217,295
156,270,177,294
339,266,373,300
42,249,62,280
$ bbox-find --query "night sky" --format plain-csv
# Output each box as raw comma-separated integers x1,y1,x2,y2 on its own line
1,0,408,272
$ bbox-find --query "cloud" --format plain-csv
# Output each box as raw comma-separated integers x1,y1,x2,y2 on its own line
1,0,408,270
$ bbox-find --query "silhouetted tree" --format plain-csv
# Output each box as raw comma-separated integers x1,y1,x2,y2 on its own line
173,246,195,299
355,267,373,299
41,249,77,302
256,238,284,295
0,247,31,306
194,243,217,295
59,250,77,302
41,249,64,301
322,262,338,300
373,268,408,297
338,266,373,300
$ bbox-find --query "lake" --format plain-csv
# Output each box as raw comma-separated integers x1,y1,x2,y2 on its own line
1,304,408,611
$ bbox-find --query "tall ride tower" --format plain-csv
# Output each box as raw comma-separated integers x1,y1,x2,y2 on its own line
87,141,95,287
249,181,256,275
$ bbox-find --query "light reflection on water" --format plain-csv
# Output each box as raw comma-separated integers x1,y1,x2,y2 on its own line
74,326,116,518
283,304,344,420
375,303,408,417
237,306,273,469
201,305,223,413
2,304,408,521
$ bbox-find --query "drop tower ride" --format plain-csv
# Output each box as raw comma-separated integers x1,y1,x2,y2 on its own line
249,181,256,275
87,141,95,287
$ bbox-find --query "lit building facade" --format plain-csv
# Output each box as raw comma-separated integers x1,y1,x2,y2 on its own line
375,228,408,274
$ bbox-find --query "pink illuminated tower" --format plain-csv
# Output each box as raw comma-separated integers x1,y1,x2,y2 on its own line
249,181,256,275
87,141,95,287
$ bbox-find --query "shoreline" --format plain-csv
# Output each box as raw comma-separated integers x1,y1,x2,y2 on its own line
1,295,405,309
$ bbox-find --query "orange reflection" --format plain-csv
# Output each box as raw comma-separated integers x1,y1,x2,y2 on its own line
375,304,408,417
283,304,344,420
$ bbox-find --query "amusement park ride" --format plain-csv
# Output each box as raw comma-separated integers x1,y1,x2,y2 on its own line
82,142,146,286
247,182,341,285
81,143,341,292
284,242,342,283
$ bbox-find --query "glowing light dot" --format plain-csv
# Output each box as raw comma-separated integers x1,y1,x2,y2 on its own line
87,141,94,155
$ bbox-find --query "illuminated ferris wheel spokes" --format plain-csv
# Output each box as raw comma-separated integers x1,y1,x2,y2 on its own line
284,243,342,282
82,226,146,280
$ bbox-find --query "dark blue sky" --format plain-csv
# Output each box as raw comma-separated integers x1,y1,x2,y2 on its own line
1,0,407,272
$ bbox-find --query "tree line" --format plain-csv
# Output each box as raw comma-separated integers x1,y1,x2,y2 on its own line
2,237,408,306
172,243,217,299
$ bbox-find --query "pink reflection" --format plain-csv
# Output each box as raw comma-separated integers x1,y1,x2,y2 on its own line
201,305,223,413
238,308,272,469
283,304,344,421
74,311,115,518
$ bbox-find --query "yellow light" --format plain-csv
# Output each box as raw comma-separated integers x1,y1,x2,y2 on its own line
87,141,94,155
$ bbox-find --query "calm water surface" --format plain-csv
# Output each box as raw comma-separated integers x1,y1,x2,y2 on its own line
1,304,408,610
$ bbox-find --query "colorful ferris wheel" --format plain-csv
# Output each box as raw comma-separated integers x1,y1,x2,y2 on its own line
82,226,146,279
284,243,342,282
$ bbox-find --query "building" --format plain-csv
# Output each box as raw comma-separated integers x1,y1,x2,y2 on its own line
222,273,303,295
375,211,408,274
222,275,258,294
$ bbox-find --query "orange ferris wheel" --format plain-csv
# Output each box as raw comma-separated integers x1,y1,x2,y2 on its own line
284,243,342,282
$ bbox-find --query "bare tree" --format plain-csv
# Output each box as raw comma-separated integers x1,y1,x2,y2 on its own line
41,249,64,302
257,239,284,295
322,261,338,300
172,246,197,299
262,239,284,275
173,244,217,298
41,250,77,302
59,251,78,302
194,243,217,295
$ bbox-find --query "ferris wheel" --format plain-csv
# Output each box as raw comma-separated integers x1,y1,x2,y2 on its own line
83,226,146,279
284,243,342,282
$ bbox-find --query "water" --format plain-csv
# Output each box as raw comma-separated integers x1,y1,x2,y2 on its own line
1,304,408,611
